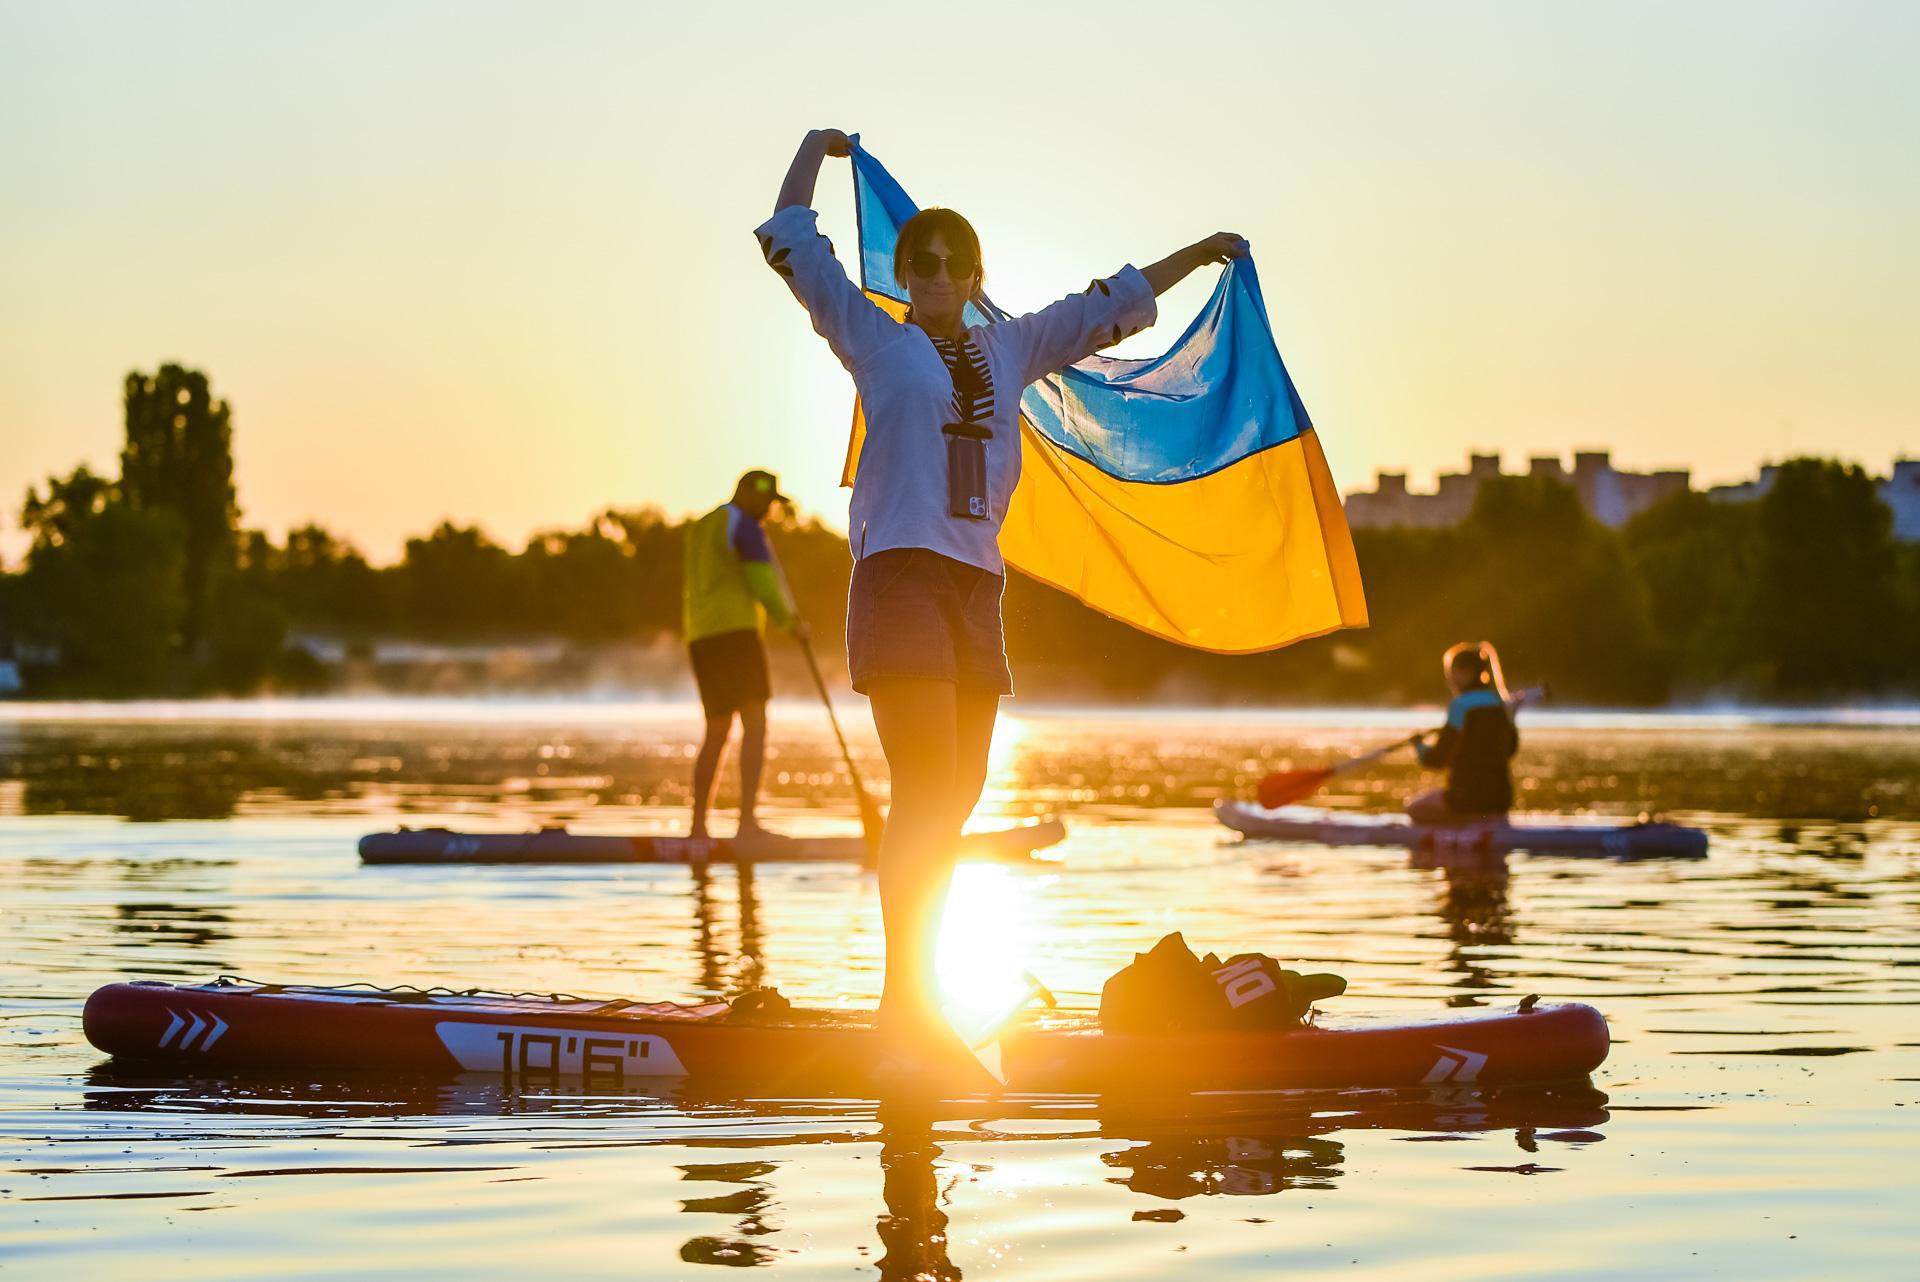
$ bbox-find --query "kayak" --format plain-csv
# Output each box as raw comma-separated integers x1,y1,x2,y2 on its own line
83,977,1608,1094
358,816,1066,865
1216,800,1708,858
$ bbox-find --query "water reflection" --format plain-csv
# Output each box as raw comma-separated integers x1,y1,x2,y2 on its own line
74,1065,1611,1277
1097,1085,1606,1200
11,710,1919,1281
692,864,767,998
679,1161,781,1268
6,712,1919,821
9,735,255,820
0,719,864,823
77,1069,1607,1165
1105,1132,1344,1198
111,901,236,950
1431,863,1515,998
873,1104,962,1282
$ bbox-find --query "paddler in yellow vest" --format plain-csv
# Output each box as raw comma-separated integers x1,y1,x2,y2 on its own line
684,470,802,840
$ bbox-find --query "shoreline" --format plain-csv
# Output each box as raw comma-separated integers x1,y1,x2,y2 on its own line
3,695,1918,730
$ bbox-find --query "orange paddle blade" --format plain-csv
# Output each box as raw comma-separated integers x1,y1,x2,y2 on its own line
1256,766,1336,810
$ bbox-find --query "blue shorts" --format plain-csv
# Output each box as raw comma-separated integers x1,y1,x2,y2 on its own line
845,548,1012,696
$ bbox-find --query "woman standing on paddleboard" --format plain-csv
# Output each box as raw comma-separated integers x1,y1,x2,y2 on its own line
759,127,1246,1067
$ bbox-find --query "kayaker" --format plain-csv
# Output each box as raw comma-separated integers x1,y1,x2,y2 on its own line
683,470,802,841
760,126,1247,1067
1407,641,1519,823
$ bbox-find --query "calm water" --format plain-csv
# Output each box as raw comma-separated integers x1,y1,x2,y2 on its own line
3,702,1917,1280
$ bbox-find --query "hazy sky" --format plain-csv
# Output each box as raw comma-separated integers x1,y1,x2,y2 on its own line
4,1,1915,562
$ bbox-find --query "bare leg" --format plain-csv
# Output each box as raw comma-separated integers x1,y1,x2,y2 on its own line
1406,787,1450,824
691,711,735,839
736,701,768,832
868,676,961,1035
950,689,1000,834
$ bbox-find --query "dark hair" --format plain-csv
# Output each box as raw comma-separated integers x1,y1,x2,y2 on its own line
892,208,984,289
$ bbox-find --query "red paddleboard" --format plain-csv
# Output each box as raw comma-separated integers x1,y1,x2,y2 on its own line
84,978,1608,1095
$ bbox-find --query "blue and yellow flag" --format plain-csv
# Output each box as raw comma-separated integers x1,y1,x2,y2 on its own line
844,144,1367,654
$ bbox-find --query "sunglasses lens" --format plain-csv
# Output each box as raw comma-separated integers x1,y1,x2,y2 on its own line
908,251,976,282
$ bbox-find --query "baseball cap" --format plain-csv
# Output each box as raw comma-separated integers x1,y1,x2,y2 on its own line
736,469,791,504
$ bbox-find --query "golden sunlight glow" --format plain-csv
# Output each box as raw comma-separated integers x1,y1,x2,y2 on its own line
972,713,1031,819
934,863,1043,1039
6,9,1917,566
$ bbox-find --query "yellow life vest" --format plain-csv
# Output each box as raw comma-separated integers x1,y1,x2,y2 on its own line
683,504,765,642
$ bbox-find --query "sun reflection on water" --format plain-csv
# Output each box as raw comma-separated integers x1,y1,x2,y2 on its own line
974,712,1033,817
935,862,1048,1038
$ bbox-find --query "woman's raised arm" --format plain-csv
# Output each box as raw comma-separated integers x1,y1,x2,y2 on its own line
1140,232,1249,296
757,128,900,372
774,129,853,214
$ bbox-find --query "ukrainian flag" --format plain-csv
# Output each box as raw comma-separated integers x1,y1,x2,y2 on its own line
843,144,1367,654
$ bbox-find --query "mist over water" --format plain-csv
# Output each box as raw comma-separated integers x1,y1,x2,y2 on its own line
3,706,1916,1280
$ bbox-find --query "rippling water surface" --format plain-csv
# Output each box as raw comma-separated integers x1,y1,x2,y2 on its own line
3,702,1917,1280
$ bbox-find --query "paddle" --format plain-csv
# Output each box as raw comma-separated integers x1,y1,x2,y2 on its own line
769,553,887,857
1254,684,1549,809
1255,731,1427,809
948,971,1057,1091
794,627,888,857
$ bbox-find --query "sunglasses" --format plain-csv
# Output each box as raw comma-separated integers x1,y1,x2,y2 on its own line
907,250,979,282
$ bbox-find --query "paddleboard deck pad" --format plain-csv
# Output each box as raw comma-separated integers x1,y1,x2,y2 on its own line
84,978,1608,1094
1217,801,1708,858
359,816,1066,865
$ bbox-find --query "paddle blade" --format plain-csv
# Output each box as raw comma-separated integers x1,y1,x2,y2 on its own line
1256,767,1335,810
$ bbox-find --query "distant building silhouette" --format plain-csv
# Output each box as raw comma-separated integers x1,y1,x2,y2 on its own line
1889,460,1920,541
1709,457,1920,541
1344,451,1690,530
1346,451,1920,540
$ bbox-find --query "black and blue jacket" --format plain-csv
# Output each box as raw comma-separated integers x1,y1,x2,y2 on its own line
1415,688,1518,816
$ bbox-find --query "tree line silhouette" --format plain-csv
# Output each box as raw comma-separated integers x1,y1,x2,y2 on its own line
4,365,1915,703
